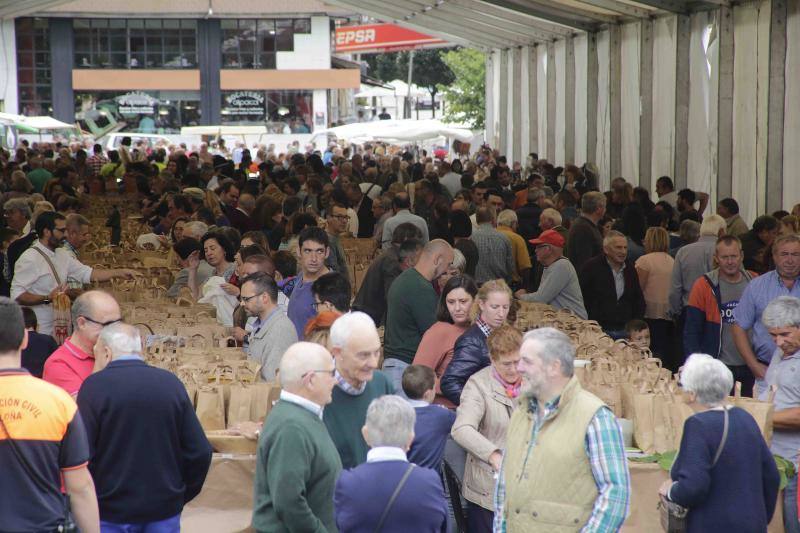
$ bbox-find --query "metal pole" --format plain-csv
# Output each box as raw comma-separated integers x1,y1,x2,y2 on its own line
406,50,415,119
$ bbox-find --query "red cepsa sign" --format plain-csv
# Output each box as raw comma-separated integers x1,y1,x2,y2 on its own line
334,23,448,53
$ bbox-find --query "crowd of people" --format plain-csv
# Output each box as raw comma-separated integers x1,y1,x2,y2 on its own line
0,135,799,533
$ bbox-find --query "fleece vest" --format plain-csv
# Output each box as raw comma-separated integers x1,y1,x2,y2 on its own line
503,377,604,532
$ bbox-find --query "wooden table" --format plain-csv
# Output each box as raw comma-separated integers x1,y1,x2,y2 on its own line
182,455,785,533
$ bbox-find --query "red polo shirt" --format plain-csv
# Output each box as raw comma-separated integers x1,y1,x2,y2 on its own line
42,338,94,396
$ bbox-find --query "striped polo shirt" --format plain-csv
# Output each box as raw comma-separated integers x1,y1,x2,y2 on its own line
0,368,90,532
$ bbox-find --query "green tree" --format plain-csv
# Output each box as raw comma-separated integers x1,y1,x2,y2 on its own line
364,52,404,84
438,47,485,129
401,49,455,118
363,49,456,117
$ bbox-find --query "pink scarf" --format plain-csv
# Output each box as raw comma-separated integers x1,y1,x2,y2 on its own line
492,366,522,399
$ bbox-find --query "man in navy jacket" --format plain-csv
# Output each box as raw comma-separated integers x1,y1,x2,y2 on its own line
334,395,448,533
77,322,212,531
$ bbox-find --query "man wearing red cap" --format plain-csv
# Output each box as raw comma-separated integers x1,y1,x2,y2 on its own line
514,229,587,319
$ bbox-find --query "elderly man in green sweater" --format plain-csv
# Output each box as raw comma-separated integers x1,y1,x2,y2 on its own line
324,311,394,468
252,342,341,533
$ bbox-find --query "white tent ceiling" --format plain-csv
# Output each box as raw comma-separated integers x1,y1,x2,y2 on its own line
324,0,730,50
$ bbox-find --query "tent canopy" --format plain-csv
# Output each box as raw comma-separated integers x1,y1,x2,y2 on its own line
320,118,474,143
0,112,76,131
355,85,397,98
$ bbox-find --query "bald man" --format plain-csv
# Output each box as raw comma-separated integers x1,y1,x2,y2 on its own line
383,239,454,393
252,342,342,533
43,290,122,397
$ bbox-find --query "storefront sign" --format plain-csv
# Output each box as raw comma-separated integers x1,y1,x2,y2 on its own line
116,91,158,115
334,23,448,53
223,91,266,116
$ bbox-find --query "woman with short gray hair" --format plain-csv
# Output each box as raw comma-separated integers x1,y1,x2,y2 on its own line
658,353,779,532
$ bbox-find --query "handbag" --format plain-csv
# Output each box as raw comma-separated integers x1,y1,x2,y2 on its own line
373,463,415,533
31,246,72,344
658,407,729,532
0,414,76,532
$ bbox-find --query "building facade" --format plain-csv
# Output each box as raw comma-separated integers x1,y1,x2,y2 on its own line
2,0,359,135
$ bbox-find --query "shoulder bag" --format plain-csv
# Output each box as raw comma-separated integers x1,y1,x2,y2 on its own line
31,246,72,344
0,414,76,532
373,463,415,533
658,407,729,533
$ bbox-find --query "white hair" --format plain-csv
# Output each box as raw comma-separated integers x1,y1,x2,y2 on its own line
365,395,416,448
700,214,726,237
329,311,376,349
279,342,333,388
183,221,209,240
98,322,142,358
762,296,800,329
680,353,733,406
540,208,562,226
497,209,518,227
522,327,575,377
603,230,626,248
450,248,466,273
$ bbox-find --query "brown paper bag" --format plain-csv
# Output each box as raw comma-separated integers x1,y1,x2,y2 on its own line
196,385,226,431
227,384,253,428
184,384,198,408
733,382,775,444
583,363,622,417
668,400,695,449
652,387,676,453
250,382,278,423
631,385,656,453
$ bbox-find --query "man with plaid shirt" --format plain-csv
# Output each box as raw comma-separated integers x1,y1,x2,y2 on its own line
86,144,108,178
471,205,514,286
494,328,629,532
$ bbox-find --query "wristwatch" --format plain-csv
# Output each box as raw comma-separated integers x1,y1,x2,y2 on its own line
41,298,51,305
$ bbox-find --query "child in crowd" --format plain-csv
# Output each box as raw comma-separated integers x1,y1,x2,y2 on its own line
402,365,456,471
625,319,651,351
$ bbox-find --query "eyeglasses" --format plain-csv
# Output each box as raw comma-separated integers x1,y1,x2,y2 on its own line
331,214,349,221
240,292,264,303
311,300,327,311
80,316,122,327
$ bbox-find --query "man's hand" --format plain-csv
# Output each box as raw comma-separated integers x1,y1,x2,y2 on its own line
488,450,503,472
115,269,139,280
229,421,263,441
514,289,527,299
658,479,673,498
750,361,768,380
187,250,200,270
49,284,67,301
231,327,247,343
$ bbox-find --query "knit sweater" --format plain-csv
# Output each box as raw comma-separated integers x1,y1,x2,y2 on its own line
253,400,342,533
669,407,779,533
384,268,438,364
76,359,212,523
323,371,394,468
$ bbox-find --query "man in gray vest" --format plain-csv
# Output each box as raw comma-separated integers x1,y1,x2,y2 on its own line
494,328,630,532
